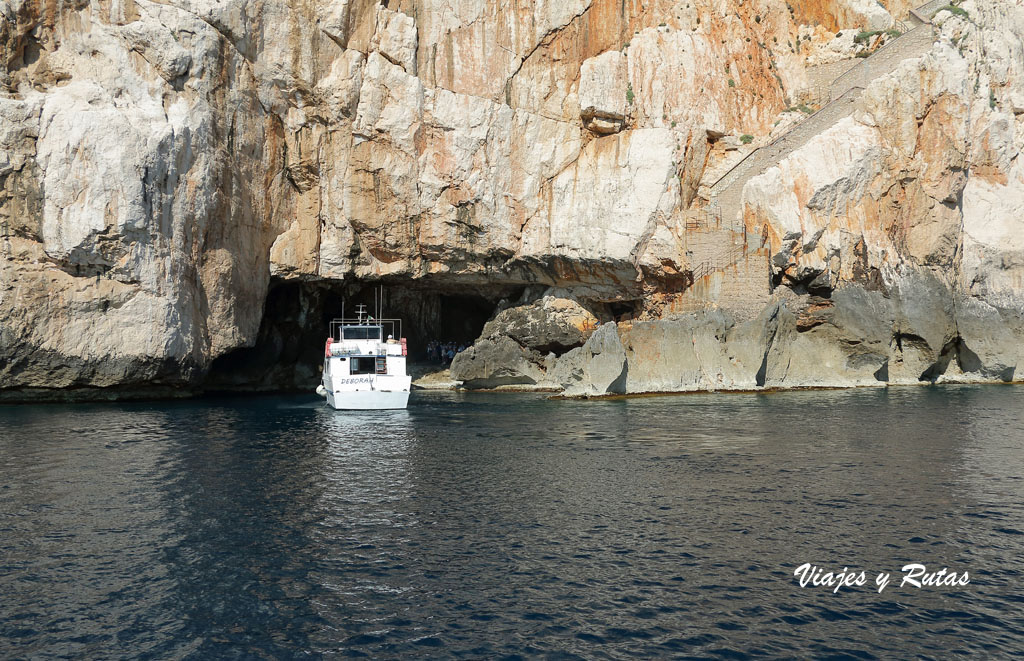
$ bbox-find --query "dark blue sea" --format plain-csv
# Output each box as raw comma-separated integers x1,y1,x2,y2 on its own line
2,386,1023,658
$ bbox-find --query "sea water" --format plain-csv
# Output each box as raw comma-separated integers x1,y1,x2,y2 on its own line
2,386,1023,657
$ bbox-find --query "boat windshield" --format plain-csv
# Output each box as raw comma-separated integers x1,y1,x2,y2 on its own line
342,325,382,341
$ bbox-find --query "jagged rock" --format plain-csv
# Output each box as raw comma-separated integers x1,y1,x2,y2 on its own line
120,20,192,82
759,293,890,388
452,291,604,389
519,128,679,269
449,336,548,389
371,8,417,74
552,323,627,397
843,0,895,31
616,309,764,393
479,293,601,353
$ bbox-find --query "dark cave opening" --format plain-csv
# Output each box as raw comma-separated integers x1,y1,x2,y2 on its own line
434,295,496,349
203,279,515,392
608,299,642,321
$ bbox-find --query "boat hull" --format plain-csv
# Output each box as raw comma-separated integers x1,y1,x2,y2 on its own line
325,388,410,410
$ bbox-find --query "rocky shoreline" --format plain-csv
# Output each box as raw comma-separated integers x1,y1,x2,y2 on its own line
1,369,1016,405
445,287,1021,398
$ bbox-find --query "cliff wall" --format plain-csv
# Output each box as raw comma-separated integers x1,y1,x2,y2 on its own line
1,0,1022,397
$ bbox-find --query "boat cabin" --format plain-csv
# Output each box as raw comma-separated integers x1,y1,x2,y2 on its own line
318,303,412,409
325,318,406,376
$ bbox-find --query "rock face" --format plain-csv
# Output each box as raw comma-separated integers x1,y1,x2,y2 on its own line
448,336,550,389
1,0,1023,398
552,323,628,397
579,50,627,134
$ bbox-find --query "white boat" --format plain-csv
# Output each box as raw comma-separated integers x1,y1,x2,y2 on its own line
316,304,412,410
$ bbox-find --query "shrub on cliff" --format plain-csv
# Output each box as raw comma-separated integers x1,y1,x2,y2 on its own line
854,30,882,45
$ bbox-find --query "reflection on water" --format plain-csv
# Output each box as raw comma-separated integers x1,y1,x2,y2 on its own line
1,386,1023,657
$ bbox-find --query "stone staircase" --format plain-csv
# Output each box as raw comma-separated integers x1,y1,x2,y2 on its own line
827,23,937,101
708,88,863,229
705,2,945,229
690,244,748,282
910,0,954,25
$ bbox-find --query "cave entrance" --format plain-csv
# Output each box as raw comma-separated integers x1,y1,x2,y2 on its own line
609,299,642,321
322,287,501,359
433,295,495,352
202,279,513,393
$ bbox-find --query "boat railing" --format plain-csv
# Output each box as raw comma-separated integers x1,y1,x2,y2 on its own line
326,338,408,358
329,317,403,342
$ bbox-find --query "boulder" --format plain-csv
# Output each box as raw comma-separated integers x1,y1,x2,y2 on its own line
480,293,601,353
552,322,627,397
449,336,548,388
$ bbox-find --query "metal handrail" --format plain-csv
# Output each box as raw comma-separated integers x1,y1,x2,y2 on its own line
828,23,932,101
689,242,750,282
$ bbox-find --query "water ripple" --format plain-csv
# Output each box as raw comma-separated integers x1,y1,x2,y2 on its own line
1,386,1023,657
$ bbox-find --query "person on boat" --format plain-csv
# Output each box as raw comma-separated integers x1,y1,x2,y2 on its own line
387,334,398,344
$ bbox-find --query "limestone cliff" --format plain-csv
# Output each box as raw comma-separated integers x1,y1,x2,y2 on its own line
0,0,1022,398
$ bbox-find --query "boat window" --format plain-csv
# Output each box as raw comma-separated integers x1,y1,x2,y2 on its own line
342,326,382,340
350,356,377,375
